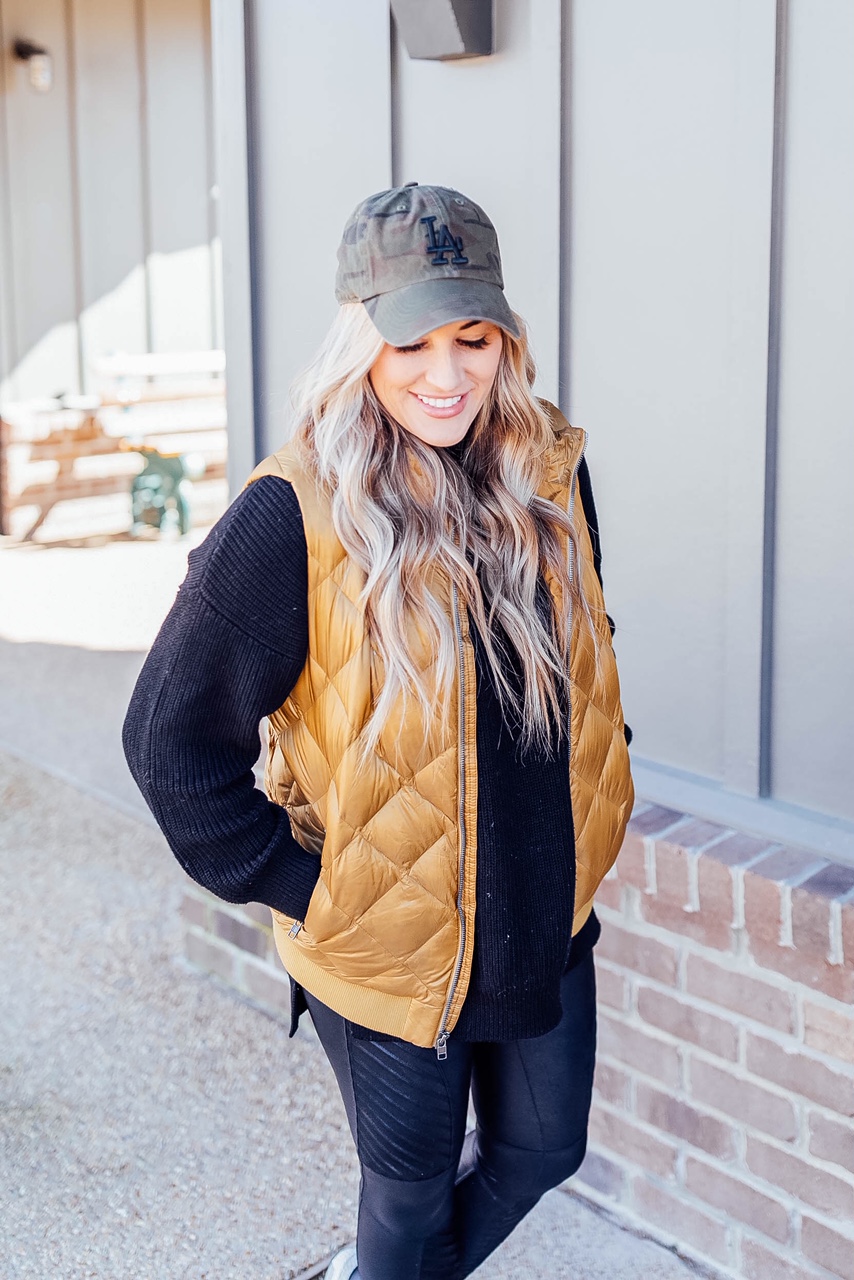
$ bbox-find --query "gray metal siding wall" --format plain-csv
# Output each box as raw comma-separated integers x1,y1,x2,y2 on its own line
394,0,563,400
771,0,854,822
0,0,81,397
73,0,149,363
0,0,216,401
566,0,777,791
142,0,215,353
239,0,853,854
245,0,391,453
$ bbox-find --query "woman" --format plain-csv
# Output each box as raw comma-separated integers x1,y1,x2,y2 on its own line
124,183,633,1280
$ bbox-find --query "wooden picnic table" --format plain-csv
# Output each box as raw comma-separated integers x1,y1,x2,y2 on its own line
0,353,227,539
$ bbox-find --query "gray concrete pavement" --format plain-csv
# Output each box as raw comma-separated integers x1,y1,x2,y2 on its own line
0,531,703,1278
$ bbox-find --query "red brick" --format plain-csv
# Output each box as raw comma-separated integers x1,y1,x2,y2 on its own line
243,959,292,1017
595,961,629,1012
747,1033,854,1117
180,893,208,928
746,1134,854,1219
185,931,237,985
686,954,795,1033
801,1217,854,1280
212,909,269,959
793,865,854,962
637,985,739,1061
631,1176,729,1264
640,895,734,951
805,864,854,901
598,1013,681,1087
588,1105,677,1178
689,1055,797,1141
596,921,679,986
744,872,785,949
595,875,622,911
697,855,735,927
660,818,731,851
843,900,854,968
792,886,832,959
576,1148,627,1198
755,848,829,881
809,1112,854,1173
652,821,733,913
704,833,778,868
615,830,649,890
744,848,828,946
594,1060,631,1109
635,1082,736,1159
749,937,854,1002
742,1238,825,1280
627,803,684,838
653,837,691,907
803,1001,854,1065
685,1157,790,1243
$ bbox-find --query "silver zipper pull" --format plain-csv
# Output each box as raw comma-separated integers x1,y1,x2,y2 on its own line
288,920,303,939
436,1033,448,1061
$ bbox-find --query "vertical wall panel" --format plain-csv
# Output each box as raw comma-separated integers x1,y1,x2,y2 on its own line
211,0,253,490
0,7,12,395
142,0,214,353
771,0,854,820
395,0,562,402
248,0,391,455
1,0,217,404
72,0,147,377
567,0,776,784
1,0,80,400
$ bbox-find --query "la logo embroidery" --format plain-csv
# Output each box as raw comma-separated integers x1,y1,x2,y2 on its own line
420,216,469,266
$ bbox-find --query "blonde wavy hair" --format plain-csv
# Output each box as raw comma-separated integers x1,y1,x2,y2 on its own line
288,302,593,762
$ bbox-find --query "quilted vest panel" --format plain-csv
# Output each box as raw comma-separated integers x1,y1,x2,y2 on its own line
246,402,633,1048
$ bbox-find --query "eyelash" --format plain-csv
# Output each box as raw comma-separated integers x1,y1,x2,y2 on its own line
394,336,490,354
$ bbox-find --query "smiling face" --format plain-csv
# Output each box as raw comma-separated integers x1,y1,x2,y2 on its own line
368,318,504,448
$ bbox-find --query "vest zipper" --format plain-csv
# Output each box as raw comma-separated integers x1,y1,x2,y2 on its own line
565,429,588,653
434,438,586,1058
435,581,469,1060
288,921,303,938
567,430,587,585
562,430,587,970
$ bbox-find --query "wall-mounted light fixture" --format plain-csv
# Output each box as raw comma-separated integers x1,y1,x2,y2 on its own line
13,39,54,93
390,0,493,61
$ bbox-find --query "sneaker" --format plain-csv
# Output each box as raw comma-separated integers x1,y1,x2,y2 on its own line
324,1243,358,1280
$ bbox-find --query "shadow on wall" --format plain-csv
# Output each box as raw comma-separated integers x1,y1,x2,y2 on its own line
3,250,219,404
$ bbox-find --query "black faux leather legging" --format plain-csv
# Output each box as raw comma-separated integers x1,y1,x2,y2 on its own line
304,950,597,1280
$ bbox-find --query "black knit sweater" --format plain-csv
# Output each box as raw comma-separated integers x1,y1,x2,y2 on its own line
123,462,613,1042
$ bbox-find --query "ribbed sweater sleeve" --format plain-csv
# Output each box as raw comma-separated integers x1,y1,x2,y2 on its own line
122,474,320,919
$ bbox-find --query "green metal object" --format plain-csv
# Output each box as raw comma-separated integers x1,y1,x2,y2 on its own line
129,446,198,536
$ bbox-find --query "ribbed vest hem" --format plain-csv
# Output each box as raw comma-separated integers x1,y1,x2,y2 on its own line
272,917,442,1050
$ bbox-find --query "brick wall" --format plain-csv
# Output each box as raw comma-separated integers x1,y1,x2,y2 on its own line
578,803,854,1279
181,801,854,1280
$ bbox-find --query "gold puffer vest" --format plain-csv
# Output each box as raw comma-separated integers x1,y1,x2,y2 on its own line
246,401,633,1050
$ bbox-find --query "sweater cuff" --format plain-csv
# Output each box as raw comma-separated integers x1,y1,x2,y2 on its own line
249,841,321,921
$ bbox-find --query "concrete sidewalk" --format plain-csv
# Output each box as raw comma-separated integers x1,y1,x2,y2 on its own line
0,532,703,1278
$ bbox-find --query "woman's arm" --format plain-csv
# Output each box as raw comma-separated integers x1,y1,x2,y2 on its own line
122,475,321,918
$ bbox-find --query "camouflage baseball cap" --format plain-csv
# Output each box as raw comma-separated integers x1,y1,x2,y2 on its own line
335,183,520,345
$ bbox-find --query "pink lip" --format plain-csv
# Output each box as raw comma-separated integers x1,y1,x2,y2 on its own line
410,390,470,419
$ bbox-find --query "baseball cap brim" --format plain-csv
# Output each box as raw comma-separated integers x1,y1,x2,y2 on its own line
364,277,520,346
